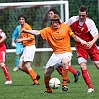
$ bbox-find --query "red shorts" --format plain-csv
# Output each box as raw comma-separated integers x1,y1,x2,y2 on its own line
0,51,5,62
76,45,99,61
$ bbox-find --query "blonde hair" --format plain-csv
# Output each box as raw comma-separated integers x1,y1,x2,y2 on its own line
50,14,61,24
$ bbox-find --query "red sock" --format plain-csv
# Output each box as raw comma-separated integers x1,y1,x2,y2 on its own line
68,65,77,74
1,65,11,81
44,76,52,92
82,69,93,88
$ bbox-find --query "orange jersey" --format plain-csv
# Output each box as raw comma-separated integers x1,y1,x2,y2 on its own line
20,23,35,46
40,23,73,54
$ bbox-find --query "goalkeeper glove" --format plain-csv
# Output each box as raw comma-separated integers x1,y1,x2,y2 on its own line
12,41,16,47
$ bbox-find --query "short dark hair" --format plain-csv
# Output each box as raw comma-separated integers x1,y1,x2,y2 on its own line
48,8,59,15
79,5,88,14
18,14,27,22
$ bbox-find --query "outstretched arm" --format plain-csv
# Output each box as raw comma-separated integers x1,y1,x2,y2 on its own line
22,29,40,35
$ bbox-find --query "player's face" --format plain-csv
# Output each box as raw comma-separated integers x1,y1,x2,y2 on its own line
19,17,26,26
51,21,60,29
48,11,55,19
79,11,87,22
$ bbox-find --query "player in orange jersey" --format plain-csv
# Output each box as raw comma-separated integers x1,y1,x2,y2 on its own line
0,29,12,84
16,14,40,85
23,14,87,93
48,8,81,83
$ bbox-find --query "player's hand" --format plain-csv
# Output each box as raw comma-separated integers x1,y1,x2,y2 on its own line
81,40,87,45
86,41,93,49
12,42,16,47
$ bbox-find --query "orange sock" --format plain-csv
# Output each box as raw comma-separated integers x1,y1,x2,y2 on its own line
29,69,38,84
44,76,52,92
23,67,29,74
61,68,68,86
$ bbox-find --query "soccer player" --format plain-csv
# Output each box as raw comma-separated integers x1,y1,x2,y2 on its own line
16,14,40,85
48,8,81,83
65,5,99,93
12,25,24,71
23,14,86,93
0,29,12,84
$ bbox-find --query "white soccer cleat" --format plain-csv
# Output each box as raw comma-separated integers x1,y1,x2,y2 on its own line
87,88,94,93
13,67,19,71
5,80,12,84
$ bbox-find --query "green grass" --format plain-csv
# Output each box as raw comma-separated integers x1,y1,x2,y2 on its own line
0,65,99,99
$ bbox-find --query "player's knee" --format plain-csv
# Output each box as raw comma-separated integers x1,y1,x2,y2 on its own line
44,71,47,77
0,62,5,67
80,62,87,70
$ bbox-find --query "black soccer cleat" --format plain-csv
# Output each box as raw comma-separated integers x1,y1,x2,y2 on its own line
32,83,39,86
36,74,40,81
74,71,80,83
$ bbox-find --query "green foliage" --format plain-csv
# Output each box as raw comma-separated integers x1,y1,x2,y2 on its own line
0,66,99,99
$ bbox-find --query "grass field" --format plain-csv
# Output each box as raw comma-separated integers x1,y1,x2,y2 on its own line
0,65,99,99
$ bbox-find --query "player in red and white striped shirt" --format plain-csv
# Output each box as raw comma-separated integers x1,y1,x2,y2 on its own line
65,5,99,93
0,29,12,84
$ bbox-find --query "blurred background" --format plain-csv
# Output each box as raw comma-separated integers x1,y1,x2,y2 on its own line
0,0,98,67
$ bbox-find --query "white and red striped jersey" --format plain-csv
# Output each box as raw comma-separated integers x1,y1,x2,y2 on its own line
0,29,6,51
65,16,98,47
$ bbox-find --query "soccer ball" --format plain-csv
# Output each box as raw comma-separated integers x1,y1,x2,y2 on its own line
49,78,60,89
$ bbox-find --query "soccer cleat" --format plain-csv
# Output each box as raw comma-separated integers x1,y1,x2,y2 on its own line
32,83,39,86
87,88,94,93
62,86,68,92
36,74,40,80
5,80,12,84
43,91,52,94
74,71,80,83
13,67,19,71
